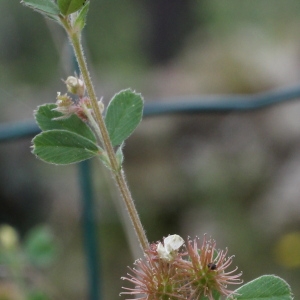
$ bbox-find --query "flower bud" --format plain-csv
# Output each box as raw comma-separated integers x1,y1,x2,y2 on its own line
65,76,85,97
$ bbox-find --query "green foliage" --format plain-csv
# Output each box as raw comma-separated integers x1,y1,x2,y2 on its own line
74,1,90,31
105,89,144,146
33,104,99,165
35,104,96,142
27,291,50,300
57,0,87,16
24,225,57,268
21,0,89,24
98,145,124,171
21,0,60,20
230,275,293,300
0,224,57,299
98,151,111,170
32,91,145,165
32,130,99,164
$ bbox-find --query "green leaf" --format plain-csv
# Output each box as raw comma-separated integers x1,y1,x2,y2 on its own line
74,1,90,32
105,89,144,146
229,275,293,300
35,103,96,143
32,130,99,164
57,0,87,15
24,225,57,268
21,0,60,19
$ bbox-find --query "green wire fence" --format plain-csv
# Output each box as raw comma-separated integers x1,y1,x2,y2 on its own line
0,85,300,300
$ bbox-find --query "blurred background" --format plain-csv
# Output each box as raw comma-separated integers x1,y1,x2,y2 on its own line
1,0,300,299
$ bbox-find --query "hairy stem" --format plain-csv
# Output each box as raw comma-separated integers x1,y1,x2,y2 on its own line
67,27,149,251
81,103,103,144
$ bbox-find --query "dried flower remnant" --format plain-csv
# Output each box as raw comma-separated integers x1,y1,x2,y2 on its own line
53,92,88,121
121,234,243,300
53,92,77,119
53,76,99,122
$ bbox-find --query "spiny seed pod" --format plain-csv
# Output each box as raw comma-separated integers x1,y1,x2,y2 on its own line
121,235,243,300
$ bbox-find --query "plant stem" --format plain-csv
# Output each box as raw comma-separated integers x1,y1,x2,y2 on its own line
69,30,149,251
82,103,103,144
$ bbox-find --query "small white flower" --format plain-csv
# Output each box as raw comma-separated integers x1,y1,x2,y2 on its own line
157,242,170,260
157,234,184,261
164,234,184,252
